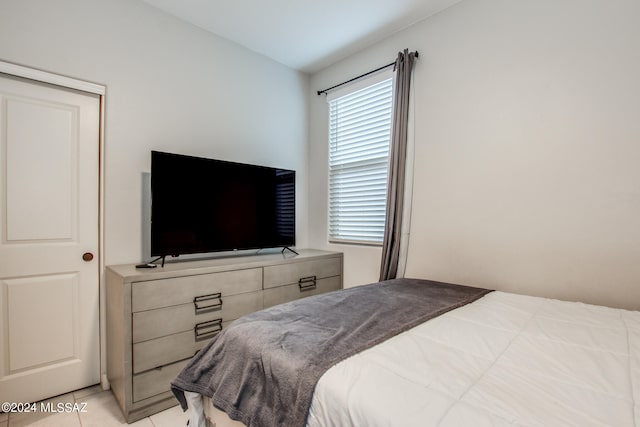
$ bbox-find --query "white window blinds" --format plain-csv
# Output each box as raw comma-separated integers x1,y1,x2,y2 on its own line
328,72,394,245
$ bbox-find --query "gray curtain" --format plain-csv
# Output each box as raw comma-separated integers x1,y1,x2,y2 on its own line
379,49,417,281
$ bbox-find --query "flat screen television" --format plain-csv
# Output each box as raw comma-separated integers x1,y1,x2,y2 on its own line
150,151,295,260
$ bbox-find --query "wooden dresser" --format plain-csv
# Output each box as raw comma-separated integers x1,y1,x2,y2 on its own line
106,249,343,422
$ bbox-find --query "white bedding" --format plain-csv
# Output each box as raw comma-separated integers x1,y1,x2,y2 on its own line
306,291,640,427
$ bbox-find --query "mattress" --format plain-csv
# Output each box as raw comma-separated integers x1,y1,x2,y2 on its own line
198,290,640,426
306,290,640,426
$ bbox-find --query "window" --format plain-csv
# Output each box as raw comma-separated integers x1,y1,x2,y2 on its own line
328,71,394,245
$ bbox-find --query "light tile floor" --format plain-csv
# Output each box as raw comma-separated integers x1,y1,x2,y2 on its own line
1,385,189,426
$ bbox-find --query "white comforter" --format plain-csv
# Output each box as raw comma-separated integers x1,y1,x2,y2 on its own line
307,291,640,427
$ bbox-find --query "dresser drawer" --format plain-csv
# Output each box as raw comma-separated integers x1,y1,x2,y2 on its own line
263,276,342,308
132,268,262,312
133,291,262,343
263,257,341,289
133,320,233,374
132,358,188,403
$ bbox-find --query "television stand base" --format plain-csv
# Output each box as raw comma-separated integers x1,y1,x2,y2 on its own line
281,246,299,255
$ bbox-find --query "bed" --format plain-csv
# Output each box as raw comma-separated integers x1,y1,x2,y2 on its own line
172,278,640,427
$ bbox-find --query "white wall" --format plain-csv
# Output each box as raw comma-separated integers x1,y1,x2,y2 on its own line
0,0,310,266
309,0,640,310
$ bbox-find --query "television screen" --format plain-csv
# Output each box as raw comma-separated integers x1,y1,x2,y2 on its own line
150,151,295,257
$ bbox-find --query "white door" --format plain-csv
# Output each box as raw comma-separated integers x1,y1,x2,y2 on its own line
0,73,100,403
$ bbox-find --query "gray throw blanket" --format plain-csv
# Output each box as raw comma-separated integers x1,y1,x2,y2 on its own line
171,278,492,427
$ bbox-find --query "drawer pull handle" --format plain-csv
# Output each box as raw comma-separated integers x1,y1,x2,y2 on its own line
193,292,223,312
194,318,223,341
298,275,317,291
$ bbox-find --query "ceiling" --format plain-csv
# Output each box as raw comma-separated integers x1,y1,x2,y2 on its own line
140,0,462,73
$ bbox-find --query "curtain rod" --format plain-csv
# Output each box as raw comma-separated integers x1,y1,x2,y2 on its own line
316,51,418,96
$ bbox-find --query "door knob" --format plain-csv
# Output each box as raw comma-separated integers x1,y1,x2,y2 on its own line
82,252,94,262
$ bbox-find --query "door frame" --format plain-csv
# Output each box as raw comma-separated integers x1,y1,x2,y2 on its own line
0,60,108,390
